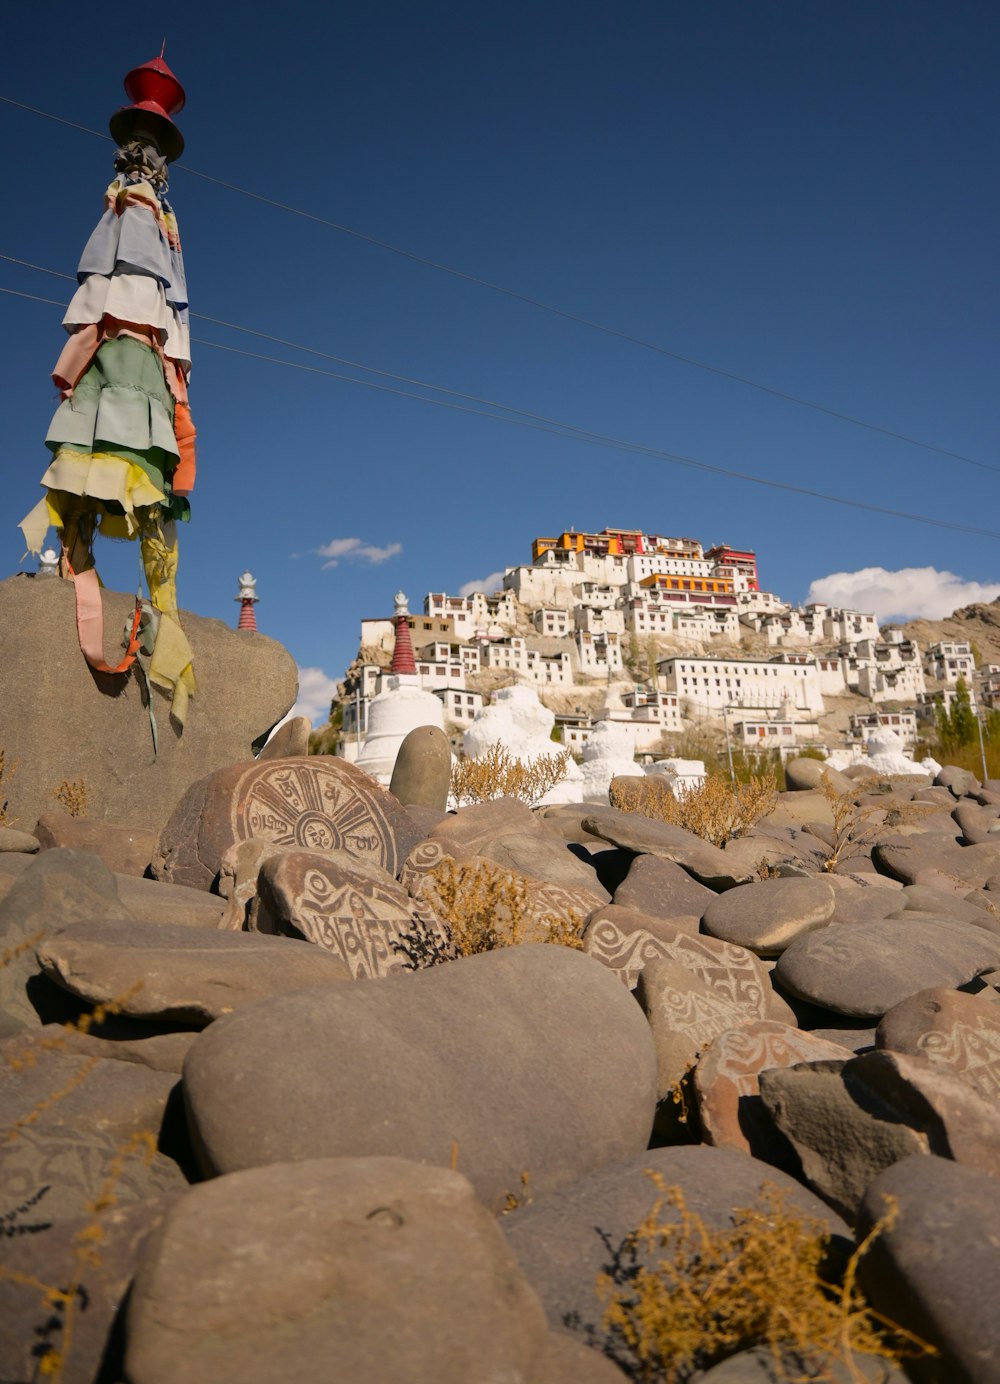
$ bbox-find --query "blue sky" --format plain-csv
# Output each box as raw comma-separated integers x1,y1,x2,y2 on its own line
2,1,998,722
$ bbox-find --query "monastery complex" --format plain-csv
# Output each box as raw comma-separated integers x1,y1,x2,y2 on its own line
334,526,984,764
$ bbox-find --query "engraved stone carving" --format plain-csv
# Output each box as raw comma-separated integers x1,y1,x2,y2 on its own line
257,851,448,979
693,1020,852,1154
583,915,768,1019
155,756,424,892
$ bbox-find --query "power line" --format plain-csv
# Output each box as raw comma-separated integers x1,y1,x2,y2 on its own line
4,280,999,542
1,92,993,472
6,250,1000,485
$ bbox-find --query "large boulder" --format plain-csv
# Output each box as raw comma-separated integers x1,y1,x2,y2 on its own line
36,920,352,1025
774,917,1000,1018
183,945,657,1208
124,1157,612,1384
0,574,297,835
0,848,135,1036
858,1156,1000,1382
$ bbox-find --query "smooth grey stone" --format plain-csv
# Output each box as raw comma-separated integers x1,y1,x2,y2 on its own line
582,809,751,890
389,724,452,810
858,1156,1000,1383
124,1158,565,1384
613,852,716,918
701,877,835,956
503,1145,848,1365
774,917,1000,1018
183,946,657,1209
37,920,352,1025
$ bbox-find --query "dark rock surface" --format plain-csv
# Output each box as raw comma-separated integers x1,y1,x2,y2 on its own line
37,919,352,1024
774,916,1000,1017
858,1156,1000,1383
183,946,657,1208
124,1157,587,1384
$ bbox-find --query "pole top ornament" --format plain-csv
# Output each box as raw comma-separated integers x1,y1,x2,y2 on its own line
109,52,187,162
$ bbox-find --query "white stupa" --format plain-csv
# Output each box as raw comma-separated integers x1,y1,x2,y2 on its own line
355,591,446,785
578,718,641,802
462,682,583,803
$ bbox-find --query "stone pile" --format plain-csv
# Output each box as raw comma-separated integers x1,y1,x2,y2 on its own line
1,746,999,1382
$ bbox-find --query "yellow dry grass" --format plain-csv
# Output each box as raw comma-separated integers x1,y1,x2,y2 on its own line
450,743,570,807
610,772,777,848
598,1174,934,1383
426,857,584,955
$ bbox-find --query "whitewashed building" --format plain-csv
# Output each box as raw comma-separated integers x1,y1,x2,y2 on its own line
658,655,825,716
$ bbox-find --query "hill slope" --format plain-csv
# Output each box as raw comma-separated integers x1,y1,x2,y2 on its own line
896,597,1000,667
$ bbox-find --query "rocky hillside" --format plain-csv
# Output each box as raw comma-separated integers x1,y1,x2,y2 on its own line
896,597,1000,666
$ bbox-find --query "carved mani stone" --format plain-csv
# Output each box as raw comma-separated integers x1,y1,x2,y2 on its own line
154,757,424,892
256,851,448,979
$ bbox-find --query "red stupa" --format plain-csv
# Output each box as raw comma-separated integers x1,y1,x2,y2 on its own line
235,571,259,631
389,590,416,674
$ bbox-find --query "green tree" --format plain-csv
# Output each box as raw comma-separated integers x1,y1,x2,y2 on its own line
936,677,977,752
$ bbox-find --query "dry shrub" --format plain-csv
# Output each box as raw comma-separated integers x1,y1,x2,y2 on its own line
818,773,935,873
598,1174,934,1383
427,857,584,955
52,778,89,818
450,743,570,808
610,773,777,848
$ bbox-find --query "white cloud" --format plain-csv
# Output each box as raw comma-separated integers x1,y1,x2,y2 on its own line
284,666,340,727
316,536,402,569
806,566,1000,622
458,570,505,598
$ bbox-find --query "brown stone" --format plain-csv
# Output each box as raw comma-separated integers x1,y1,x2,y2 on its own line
1,1022,196,1074
636,959,753,1099
154,755,423,892
114,873,228,929
873,833,1000,888
757,1060,928,1222
428,797,543,854
258,715,311,760
124,1158,578,1384
693,1021,853,1156
613,852,717,918
0,1197,174,1384
858,1157,1000,1383
876,987,1000,1101
581,808,751,889
502,1144,848,1368
33,811,157,876
481,831,610,899
0,574,297,836
37,920,352,1025
784,759,855,793
402,840,602,953
701,876,836,956
255,849,447,977
0,827,39,853
0,848,135,1037
182,946,657,1206
848,1047,1000,1175
388,724,452,810
774,915,1000,1017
